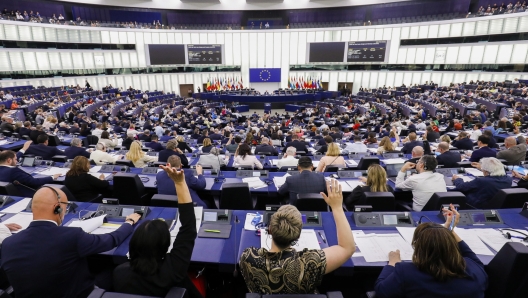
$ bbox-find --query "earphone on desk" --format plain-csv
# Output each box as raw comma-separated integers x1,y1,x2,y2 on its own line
500,229,528,242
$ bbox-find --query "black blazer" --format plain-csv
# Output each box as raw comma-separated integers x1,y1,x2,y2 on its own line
177,142,193,153
255,144,278,155
1,221,133,298
29,130,46,143
436,151,462,168
282,140,308,153
18,127,31,137
158,149,189,167
64,146,90,160
401,140,424,154
278,171,326,205
122,138,134,150
113,203,201,298
24,144,64,160
64,173,110,201
345,185,394,210
451,138,474,150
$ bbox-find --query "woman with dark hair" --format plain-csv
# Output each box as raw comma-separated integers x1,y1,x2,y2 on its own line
445,120,455,133
80,123,91,137
113,165,201,298
98,131,118,150
364,132,378,145
375,205,488,297
64,156,109,201
234,143,263,169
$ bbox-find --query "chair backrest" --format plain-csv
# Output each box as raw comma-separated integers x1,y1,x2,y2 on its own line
112,173,146,205
87,135,99,145
0,181,21,196
324,165,344,172
51,155,68,162
486,242,528,298
295,193,328,211
220,183,253,210
278,166,297,172
236,165,254,170
485,188,528,209
422,192,467,211
47,135,61,147
357,157,380,170
116,159,135,168
363,192,395,211
150,194,178,207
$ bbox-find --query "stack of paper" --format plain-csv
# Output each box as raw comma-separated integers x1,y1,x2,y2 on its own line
37,167,69,176
244,213,262,231
458,176,474,183
68,215,107,233
475,229,515,252
91,223,121,234
0,140,8,145
346,180,365,190
242,177,267,189
354,233,414,262
2,213,33,233
168,207,203,252
89,166,102,173
382,158,408,165
270,159,280,166
88,172,112,179
396,227,416,244
273,173,291,188
465,168,484,177
261,229,321,251
455,228,494,255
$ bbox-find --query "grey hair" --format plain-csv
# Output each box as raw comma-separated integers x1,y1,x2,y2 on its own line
209,147,221,156
71,138,82,147
285,146,297,155
479,157,505,176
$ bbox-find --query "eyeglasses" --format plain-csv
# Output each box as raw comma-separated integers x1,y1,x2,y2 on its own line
60,201,73,212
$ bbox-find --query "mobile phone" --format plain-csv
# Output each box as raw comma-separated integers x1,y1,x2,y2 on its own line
448,206,457,231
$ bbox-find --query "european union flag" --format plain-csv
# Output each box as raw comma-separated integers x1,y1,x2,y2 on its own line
249,68,281,83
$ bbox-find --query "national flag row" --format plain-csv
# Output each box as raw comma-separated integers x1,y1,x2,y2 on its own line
287,76,323,89
206,77,244,91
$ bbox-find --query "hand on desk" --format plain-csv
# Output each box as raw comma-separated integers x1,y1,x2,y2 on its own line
358,176,367,183
388,250,401,267
52,174,62,180
512,170,525,179
125,213,141,225
4,223,22,232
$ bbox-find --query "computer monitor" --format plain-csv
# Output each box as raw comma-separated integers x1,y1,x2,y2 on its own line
385,163,404,177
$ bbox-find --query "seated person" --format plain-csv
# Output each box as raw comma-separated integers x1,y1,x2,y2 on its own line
512,169,528,189
234,144,263,169
158,139,188,167
176,136,193,153
98,131,118,150
156,157,207,207
377,136,398,155
395,156,447,211
401,133,423,155
64,138,90,160
316,143,346,172
435,142,462,168
197,147,228,170
122,133,135,150
145,135,164,152
453,157,512,209
277,147,299,169
424,126,440,142
497,136,526,165
64,156,110,201
345,135,368,153
316,135,333,155
345,164,393,209
278,157,326,205
255,137,278,155
17,135,64,160
468,135,496,162
225,135,241,153
240,179,355,295
0,150,60,197
282,134,307,153
200,138,214,154
138,130,151,142
114,165,201,297
375,207,487,297
126,141,158,168
451,131,474,150
90,143,120,165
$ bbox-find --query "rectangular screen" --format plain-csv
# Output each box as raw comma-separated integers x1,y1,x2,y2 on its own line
347,41,387,62
308,42,345,63
147,44,186,65
188,44,223,64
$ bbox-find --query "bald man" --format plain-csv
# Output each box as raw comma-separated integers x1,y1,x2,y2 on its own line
255,137,278,155
1,187,141,297
436,142,462,168
405,146,424,164
497,136,527,165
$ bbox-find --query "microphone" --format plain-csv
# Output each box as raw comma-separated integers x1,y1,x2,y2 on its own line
13,180,37,192
233,215,240,278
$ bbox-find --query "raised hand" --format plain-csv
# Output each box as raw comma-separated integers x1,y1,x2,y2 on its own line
159,164,185,183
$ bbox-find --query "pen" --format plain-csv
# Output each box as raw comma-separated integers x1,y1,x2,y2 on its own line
205,229,221,233
318,231,327,243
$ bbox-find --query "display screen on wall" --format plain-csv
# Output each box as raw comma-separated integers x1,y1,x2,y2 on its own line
308,42,346,63
147,44,186,65
187,44,223,64
347,41,387,62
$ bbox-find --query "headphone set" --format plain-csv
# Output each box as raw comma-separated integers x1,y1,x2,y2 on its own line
43,186,64,226
500,229,528,242
254,217,299,248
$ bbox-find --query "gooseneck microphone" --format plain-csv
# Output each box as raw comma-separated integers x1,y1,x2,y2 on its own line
13,180,38,192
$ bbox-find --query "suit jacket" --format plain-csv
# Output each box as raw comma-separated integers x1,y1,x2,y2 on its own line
469,146,497,162
436,151,462,168
158,149,189,167
278,171,326,205
255,144,278,155
0,166,53,197
401,140,424,154
282,140,307,153
64,146,90,160
497,144,527,165
145,141,164,152
451,138,474,150
29,130,46,143
1,221,134,298
209,133,223,141
122,138,134,150
156,171,206,207
18,127,31,137
22,144,64,160
69,127,80,134
453,175,512,208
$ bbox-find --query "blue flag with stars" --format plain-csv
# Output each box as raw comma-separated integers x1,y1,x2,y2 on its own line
249,68,281,83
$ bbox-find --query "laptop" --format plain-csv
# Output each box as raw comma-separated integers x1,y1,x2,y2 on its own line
435,168,463,186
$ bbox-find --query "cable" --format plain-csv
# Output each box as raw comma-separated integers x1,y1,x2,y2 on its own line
417,215,434,226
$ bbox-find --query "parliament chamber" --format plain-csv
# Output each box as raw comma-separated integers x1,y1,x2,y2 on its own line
1,0,528,297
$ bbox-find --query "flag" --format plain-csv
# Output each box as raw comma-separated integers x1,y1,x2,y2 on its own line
288,77,291,89
240,77,243,89
206,78,211,91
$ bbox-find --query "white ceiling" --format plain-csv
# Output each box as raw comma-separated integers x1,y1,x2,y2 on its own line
53,0,413,11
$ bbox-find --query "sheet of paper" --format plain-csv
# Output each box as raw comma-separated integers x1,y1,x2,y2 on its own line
474,229,513,252
465,168,484,177
367,148,378,154
88,172,112,179
244,213,262,231
242,177,267,188
1,198,31,213
91,223,120,235
354,233,414,262
260,229,321,251
0,140,8,145
455,228,494,256
312,161,320,168
89,166,102,173
382,158,408,165
2,212,33,233
338,180,354,192
345,160,358,166
270,159,279,166
396,227,416,244
459,176,474,182
345,180,365,190
37,167,69,176
68,215,106,233
273,173,291,188
171,206,203,237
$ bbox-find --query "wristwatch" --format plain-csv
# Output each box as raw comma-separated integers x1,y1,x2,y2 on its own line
126,218,135,225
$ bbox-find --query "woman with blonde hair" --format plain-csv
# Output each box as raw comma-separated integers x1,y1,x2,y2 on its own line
125,141,158,168
176,135,193,153
316,143,346,172
200,138,214,153
345,164,393,209
440,134,451,143
377,137,396,155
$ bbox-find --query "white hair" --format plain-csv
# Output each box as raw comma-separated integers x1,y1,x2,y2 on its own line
479,157,505,176
96,143,106,151
286,146,297,155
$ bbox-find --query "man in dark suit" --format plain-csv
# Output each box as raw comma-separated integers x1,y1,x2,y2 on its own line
29,125,46,143
197,130,209,144
451,131,474,150
255,137,278,155
57,122,70,134
138,130,151,142
282,135,308,153
469,135,497,162
156,156,206,207
1,186,141,298
18,121,31,137
208,129,223,141
145,135,164,152
435,142,462,168
278,157,326,205
401,133,424,155
64,138,90,160
0,150,60,197
17,135,64,160
0,117,14,132
69,123,80,134
158,139,188,166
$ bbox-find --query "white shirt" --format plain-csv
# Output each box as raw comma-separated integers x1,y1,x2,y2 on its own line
0,224,12,244
90,150,118,165
4,94,13,100
470,129,482,141
234,155,263,169
395,171,447,211
344,142,368,153
92,128,104,139
277,156,299,168
416,122,427,131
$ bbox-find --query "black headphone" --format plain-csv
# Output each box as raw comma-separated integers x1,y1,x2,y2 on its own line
500,229,528,242
42,186,62,215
